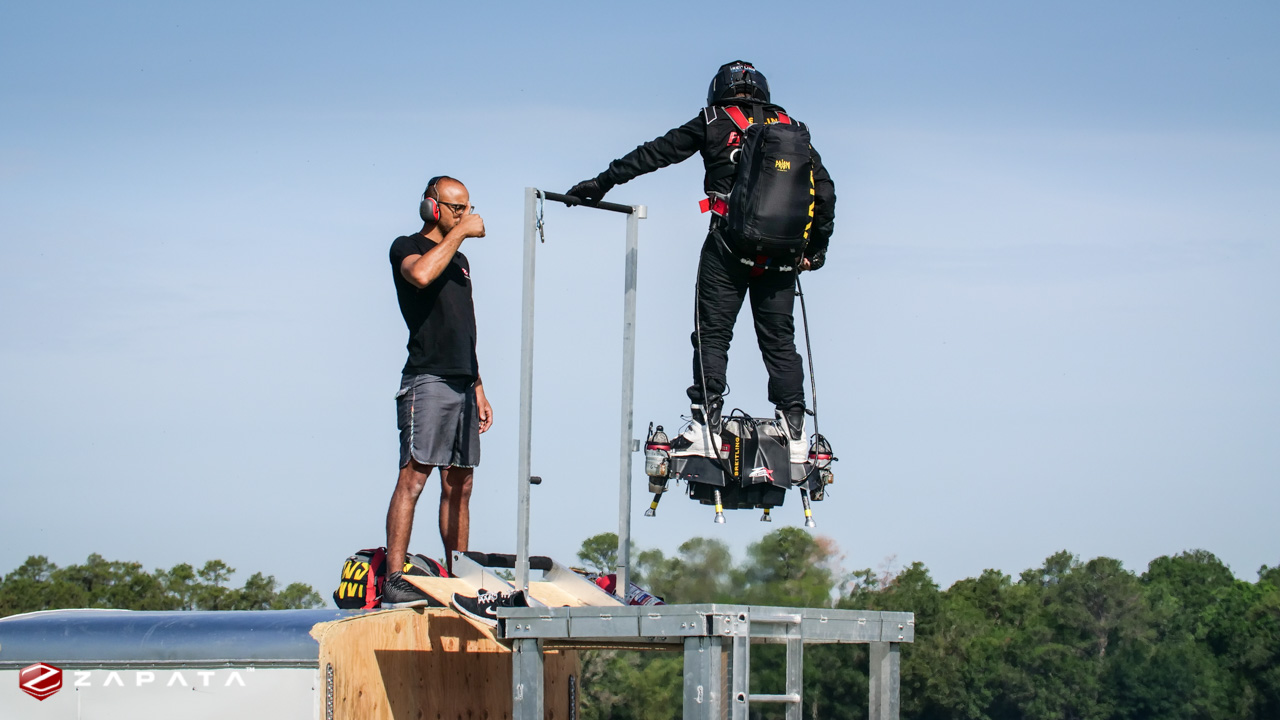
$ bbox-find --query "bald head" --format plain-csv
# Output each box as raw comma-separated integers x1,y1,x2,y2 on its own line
422,176,472,237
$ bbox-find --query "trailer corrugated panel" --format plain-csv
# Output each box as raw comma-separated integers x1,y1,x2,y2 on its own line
0,608,362,719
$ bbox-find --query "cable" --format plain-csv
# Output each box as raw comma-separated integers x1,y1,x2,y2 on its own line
795,272,819,439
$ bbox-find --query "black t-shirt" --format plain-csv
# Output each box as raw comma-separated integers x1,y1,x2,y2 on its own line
389,233,479,379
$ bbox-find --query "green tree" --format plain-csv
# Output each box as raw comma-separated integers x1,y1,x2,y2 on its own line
0,555,322,617
635,537,738,604
1202,572,1280,719
739,527,836,608
577,532,621,575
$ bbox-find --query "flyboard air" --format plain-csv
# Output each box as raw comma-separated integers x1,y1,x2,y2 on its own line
643,414,835,525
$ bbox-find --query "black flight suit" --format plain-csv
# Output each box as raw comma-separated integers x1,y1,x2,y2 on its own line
590,98,836,411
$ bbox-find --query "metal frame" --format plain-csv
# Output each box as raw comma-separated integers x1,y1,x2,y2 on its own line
502,603,914,720
517,188,647,595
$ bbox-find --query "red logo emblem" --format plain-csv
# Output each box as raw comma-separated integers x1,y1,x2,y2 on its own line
19,663,62,701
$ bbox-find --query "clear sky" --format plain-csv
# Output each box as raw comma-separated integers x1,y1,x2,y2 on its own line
2,2,1277,600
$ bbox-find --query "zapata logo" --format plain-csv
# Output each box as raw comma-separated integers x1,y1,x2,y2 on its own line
19,663,62,701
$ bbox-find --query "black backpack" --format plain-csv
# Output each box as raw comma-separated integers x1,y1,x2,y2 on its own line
723,105,815,258
333,548,448,609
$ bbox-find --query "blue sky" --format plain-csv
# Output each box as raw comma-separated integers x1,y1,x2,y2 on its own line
2,2,1277,599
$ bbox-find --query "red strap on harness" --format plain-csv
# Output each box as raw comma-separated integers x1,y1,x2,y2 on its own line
724,106,750,131
724,106,791,128
699,197,729,215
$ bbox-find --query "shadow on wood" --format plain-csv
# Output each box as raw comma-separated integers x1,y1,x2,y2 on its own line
313,608,579,719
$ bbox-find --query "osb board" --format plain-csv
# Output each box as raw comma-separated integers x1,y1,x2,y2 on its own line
312,608,579,720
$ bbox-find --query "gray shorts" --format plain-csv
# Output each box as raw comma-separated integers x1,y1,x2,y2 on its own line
396,373,480,469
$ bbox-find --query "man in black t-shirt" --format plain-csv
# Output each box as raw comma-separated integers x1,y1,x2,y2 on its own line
382,176,491,608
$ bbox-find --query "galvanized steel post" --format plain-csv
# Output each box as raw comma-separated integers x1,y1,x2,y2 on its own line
516,187,538,592
511,638,545,720
868,641,902,720
616,205,645,595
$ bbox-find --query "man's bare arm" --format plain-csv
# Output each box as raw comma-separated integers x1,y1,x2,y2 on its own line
399,214,486,288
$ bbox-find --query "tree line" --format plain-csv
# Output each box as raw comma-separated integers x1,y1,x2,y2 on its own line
575,530,1280,720
2,537,1276,720
0,554,323,615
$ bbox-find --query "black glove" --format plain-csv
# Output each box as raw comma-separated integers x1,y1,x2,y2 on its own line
564,176,613,205
804,248,826,272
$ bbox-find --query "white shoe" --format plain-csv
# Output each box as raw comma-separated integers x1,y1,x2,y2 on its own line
671,405,722,458
777,408,808,464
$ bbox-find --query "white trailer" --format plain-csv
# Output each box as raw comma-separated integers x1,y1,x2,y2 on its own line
0,607,361,719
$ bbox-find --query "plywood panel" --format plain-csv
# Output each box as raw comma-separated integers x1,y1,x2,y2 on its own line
407,574,592,609
528,581,586,608
403,576,479,606
312,608,579,720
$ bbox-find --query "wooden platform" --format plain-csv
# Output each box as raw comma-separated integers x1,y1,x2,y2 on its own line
312,608,579,720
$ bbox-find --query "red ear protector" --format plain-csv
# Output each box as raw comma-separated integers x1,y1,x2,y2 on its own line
419,176,444,223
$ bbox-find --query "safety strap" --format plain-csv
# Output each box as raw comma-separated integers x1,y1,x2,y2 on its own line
366,547,386,609
724,105,750,131
699,196,729,215
709,230,796,273
739,254,796,275
723,106,791,130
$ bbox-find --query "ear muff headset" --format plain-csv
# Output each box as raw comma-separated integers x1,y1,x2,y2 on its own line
420,176,444,223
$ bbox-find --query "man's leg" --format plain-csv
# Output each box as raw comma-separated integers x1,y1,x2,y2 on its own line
748,270,809,462
688,230,750,407
748,270,805,410
382,458,439,608
438,466,474,566
386,459,435,575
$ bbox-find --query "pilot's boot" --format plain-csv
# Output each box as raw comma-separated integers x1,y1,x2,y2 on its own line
671,396,723,459
777,405,808,465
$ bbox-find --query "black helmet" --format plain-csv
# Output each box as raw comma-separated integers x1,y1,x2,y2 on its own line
707,60,770,106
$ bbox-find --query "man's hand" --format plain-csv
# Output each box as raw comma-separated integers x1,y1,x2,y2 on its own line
475,381,493,433
565,177,612,205
800,258,812,272
455,212,486,239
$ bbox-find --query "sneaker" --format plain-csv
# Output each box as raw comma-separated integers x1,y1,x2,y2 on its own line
382,572,441,609
450,588,529,627
671,402,723,458
777,407,808,465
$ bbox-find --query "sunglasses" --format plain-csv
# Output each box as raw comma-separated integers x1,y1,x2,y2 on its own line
438,201,474,215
